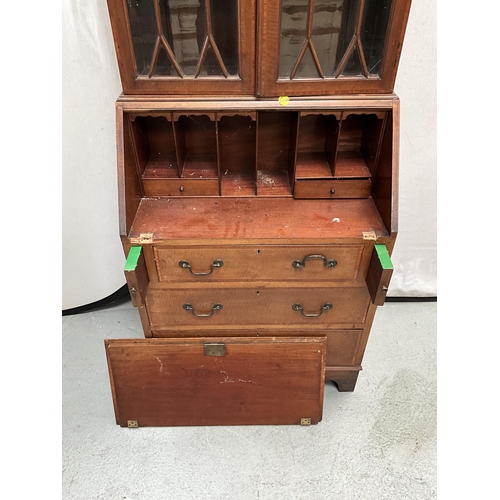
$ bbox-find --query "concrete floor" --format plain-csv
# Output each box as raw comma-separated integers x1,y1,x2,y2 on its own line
62,299,436,500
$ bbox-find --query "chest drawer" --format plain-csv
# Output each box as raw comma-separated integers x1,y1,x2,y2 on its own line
146,286,370,330
149,328,363,368
153,245,364,283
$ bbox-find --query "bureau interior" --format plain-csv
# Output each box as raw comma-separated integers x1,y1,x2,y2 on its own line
124,108,392,199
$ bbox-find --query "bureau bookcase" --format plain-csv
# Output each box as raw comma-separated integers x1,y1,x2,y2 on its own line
104,0,411,427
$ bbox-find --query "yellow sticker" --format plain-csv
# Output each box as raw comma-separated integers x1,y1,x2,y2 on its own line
278,96,290,106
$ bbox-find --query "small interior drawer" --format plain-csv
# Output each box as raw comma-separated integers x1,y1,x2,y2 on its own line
142,178,219,197
153,245,365,282
294,179,372,199
105,336,326,427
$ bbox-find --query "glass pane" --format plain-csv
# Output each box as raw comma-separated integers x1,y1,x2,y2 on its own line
311,0,344,77
200,45,224,76
360,0,393,75
279,0,362,80
298,46,322,78
209,0,238,75
333,0,361,74
127,0,238,78
279,0,308,79
160,0,205,76
154,45,176,76
340,46,363,76
127,0,158,76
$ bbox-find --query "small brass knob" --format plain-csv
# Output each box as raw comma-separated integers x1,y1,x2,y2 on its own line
179,185,184,192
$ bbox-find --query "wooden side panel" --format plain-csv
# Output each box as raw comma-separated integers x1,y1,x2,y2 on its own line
325,329,362,366
137,305,153,338
117,104,143,239
129,118,151,176
360,113,386,176
372,105,398,236
366,245,394,305
218,115,257,196
124,247,149,307
105,337,326,426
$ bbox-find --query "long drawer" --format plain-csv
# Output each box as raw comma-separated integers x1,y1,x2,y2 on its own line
146,286,370,330
153,245,365,283
150,328,364,367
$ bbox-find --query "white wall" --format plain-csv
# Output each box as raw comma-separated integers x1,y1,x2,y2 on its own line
62,0,437,309
392,0,437,297
62,0,125,310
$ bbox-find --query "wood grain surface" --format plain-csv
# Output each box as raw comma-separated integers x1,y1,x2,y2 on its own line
105,336,326,426
129,197,389,242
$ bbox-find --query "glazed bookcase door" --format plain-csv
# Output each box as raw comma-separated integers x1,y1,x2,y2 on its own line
257,0,411,97
107,0,255,95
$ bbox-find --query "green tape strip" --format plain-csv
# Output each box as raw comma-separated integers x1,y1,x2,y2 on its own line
375,244,394,270
124,246,142,272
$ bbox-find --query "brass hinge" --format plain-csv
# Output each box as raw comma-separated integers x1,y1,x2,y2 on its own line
362,231,377,241
300,418,312,426
130,233,153,244
127,420,139,428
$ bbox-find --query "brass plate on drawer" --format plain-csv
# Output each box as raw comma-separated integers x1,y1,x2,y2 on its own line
204,342,226,356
